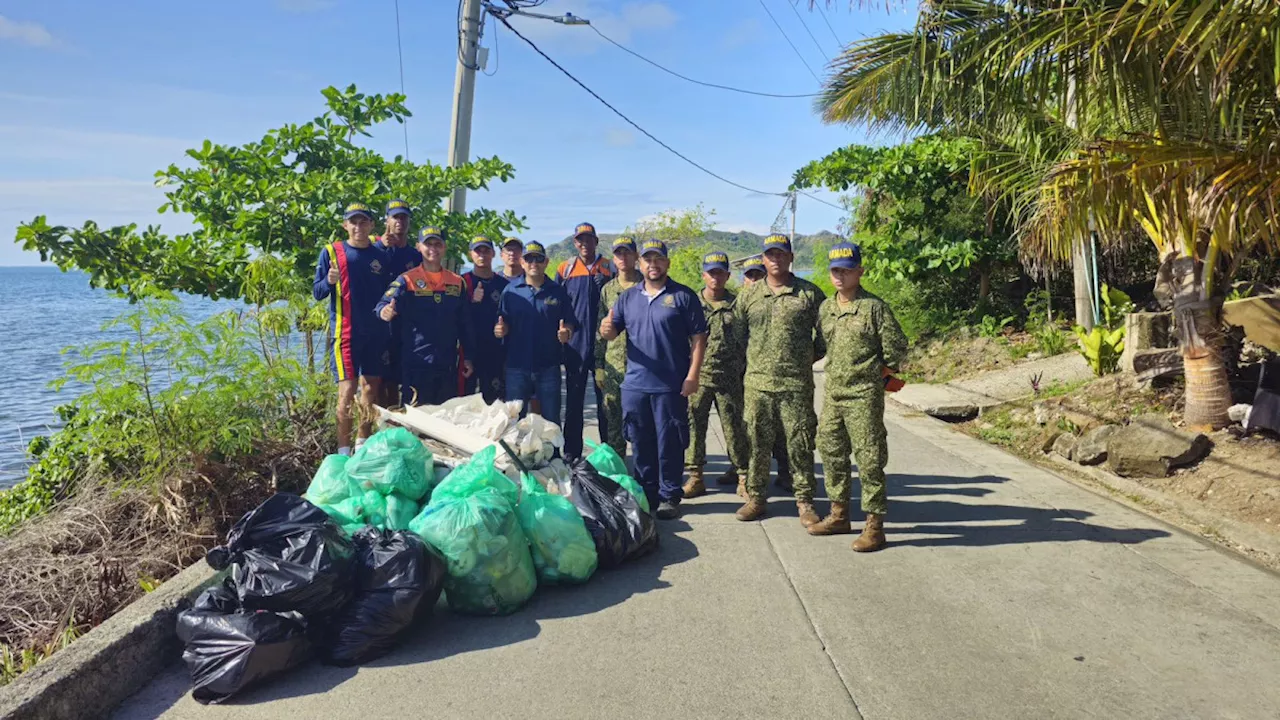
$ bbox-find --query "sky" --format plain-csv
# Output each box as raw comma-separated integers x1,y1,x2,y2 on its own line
0,0,915,266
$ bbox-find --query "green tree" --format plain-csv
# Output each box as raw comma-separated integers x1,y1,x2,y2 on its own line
15,85,525,303
626,203,717,246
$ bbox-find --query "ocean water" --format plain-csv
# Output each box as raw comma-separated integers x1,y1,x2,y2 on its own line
0,267,225,488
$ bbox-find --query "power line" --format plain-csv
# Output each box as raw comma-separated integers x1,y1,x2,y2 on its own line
797,189,845,211
811,1,844,48
587,24,818,98
482,12,501,76
394,0,409,157
784,0,830,60
757,0,821,83
496,14,785,198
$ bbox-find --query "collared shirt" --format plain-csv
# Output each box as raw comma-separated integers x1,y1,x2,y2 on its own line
375,266,474,369
698,288,744,386
735,274,827,393
313,241,393,340
819,290,909,400
461,271,509,367
499,276,577,371
612,279,708,394
556,254,614,371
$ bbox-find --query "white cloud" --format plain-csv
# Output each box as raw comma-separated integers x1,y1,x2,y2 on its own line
0,178,164,218
0,126,194,163
504,1,677,55
274,0,337,13
0,15,55,48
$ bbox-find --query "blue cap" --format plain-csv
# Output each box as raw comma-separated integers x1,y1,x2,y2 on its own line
502,236,523,249
420,226,445,243
612,236,637,253
827,242,862,270
640,239,668,258
574,222,597,238
523,240,548,259
385,199,412,217
742,255,765,275
470,235,494,251
343,202,373,220
762,233,792,254
702,251,730,272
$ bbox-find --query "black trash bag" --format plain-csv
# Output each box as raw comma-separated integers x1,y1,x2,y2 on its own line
559,459,658,569
176,587,313,705
322,527,447,666
206,493,356,617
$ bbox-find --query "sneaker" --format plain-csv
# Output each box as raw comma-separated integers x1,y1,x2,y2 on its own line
656,500,681,520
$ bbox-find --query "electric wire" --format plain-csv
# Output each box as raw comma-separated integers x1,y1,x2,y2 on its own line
796,189,845,210
756,0,821,82
457,0,480,70
587,24,819,98
394,0,410,157
482,12,500,76
496,14,784,198
812,1,844,47
785,0,831,58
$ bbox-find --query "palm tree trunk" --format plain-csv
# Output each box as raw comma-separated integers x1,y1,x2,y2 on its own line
1170,256,1231,430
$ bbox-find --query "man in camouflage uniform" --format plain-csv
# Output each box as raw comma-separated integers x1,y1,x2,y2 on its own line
682,251,750,498
741,256,793,497
595,237,641,456
734,235,826,526
808,242,908,552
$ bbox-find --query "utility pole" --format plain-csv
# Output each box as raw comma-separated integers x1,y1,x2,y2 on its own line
1065,73,1096,330
446,0,484,217
789,192,797,245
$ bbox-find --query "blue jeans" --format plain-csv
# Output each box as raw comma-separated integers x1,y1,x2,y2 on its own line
506,366,562,427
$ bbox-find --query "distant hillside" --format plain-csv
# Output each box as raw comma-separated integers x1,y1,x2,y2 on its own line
544,229,844,267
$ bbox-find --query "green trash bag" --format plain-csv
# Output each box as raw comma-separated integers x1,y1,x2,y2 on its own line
384,493,418,531
515,474,596,585
429,446,519,507
341,522,367,537
346,427,434,501
318,496,365,526
362,490,388,529
604,472,649,514
305,454,359,506
410,487,536,616
585,440,629,477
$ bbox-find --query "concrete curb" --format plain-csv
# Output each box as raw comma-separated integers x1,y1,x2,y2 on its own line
0,560,218,720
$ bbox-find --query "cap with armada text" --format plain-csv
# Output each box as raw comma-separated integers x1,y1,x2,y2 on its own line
523,241,548,259
612,236,637,253
385,199,412,217
574,222,597,239
640,239,668,258
470,235,494,251
343,202,374,220
702,251,730,272
742,255,765,275
827,242,862,270
762,233,792,254
502,236,524,249
419,226,445,243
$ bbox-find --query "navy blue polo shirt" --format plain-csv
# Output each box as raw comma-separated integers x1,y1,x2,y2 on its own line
612,279,709,394
498,276,577,371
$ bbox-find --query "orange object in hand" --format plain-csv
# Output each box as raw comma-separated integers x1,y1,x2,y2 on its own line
882,366,905,393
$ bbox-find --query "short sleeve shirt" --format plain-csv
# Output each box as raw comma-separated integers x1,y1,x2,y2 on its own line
498,277,576,371
612,280,709,394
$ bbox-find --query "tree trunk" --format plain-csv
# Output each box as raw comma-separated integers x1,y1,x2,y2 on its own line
978,268,991,300
1170,255,1231,430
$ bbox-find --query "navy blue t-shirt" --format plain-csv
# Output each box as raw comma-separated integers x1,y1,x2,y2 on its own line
498,277,577,372
313,241,394,341
375,238,422,276
612,279,709,394
462,271,509,368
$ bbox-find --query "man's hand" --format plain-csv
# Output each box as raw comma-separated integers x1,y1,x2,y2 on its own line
472,284,484,303
558,320,572,344
379,299,397,322
599,307,618,340
327,266,339,285
462,360,475,378
494,316,508,339
681,376,699,398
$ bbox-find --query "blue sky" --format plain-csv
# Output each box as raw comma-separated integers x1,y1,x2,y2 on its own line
0,1,914,266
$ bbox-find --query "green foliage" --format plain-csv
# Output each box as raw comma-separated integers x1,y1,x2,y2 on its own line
15,85,525,302
1075,326,1126,376
1099,283,1132,330
0,621,81,687
1033,323,1071,357
977,314,1015,338
667,241,713,290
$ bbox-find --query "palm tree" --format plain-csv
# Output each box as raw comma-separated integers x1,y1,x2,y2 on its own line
816,0,1280,429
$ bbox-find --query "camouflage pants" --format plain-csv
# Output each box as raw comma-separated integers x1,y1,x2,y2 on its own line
816,389,889,516
685,381,749,474
598,364,626,457
744,387,817,501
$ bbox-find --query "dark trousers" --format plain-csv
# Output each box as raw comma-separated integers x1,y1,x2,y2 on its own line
564,369,607,459
402,365,457,407
622,389,689,508
507,366,562,425
463,363,505,404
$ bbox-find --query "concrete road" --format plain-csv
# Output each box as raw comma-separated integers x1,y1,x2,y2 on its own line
116,392,1280,720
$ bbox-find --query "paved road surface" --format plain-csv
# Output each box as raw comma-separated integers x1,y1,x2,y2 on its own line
116,381,1280,719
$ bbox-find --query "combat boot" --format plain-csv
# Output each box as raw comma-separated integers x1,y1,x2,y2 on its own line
807,502,851,536
735,497,767,521
851,513,886,552
682,472,706,499
715,468,739,486
796,501,820,528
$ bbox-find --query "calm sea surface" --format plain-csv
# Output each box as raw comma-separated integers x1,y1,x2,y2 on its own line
0,267,227,488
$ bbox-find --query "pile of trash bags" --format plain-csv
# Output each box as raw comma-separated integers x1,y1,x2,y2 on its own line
178,407,660,703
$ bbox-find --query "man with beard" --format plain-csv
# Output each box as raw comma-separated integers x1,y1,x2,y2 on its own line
460,236,508,402
600,239,707,520
556,222,613,459
595,236,641,456
375,199,421,406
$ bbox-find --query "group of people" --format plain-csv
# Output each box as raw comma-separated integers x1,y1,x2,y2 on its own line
314,200,907,553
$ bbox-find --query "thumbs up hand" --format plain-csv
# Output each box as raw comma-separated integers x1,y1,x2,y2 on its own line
472,283,484,303
327,266,339,285
599,307,618,341
557,319,572,344
494,316,508,339
379,298,398,322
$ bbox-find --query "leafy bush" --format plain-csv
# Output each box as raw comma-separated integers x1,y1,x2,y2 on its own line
1032,323,1071,356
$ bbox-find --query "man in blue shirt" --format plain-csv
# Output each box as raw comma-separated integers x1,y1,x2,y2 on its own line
600,239,708,519
460,236,508,402
374,199,421,407
496,241,575,424
556,222,614,459
313,202,393,455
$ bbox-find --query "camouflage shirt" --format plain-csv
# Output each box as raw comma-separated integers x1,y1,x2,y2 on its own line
819,290,909,401
698,288,744,387
596,272,642,373
735,275,827,393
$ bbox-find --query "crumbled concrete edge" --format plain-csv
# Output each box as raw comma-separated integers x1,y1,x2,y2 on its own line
0,560,219,720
